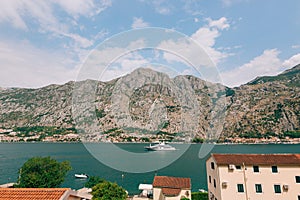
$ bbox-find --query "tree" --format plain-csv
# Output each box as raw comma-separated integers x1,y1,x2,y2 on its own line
85,176,105,188
15,156,71,188
91,181,127,200
191,192,208,200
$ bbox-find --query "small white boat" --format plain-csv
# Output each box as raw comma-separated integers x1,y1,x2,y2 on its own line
75,173,89,179
144,141,176,151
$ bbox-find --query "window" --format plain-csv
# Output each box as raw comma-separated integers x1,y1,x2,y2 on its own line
211,162,215,169
235,165,241,170
255,184,262,193
213,179,216,188
274,184,281,193
209,175,211,183
272,166,278,173
296,176,300,183
237,184,244,192
253,165,259,172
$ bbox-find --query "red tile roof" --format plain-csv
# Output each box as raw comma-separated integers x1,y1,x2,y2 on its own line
161,188,181,196
211,154,300,165
153,176,191,189
0,188,70,200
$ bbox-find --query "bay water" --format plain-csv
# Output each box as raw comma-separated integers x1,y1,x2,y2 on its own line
0,143,299,194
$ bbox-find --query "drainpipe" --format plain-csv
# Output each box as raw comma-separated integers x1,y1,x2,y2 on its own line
242,162,249,200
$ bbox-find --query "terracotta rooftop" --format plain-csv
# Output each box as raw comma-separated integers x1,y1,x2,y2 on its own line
161,188,181,197
0,188,70,200
211,153,300,165
153,176,191,189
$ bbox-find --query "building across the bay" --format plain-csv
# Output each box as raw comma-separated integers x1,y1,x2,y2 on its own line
206,153,300,200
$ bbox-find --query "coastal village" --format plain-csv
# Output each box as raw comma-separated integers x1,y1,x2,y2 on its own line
1,127,300,144
0,128,81,143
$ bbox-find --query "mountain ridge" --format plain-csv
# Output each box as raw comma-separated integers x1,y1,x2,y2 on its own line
0,65,299,142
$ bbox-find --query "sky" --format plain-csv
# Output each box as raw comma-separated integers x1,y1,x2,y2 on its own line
0,0,300,88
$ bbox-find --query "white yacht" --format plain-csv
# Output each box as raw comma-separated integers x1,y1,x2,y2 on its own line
144,141,176,151
74,173,89,179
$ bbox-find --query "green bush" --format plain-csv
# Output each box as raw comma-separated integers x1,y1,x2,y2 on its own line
85,176,105,188
91,181,127,200
192,192,208,200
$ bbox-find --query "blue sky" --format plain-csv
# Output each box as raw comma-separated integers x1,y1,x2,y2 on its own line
0,0,300,88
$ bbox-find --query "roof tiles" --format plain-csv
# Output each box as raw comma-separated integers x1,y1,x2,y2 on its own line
0,188,70,200
211,153,300,165
153,176,191,189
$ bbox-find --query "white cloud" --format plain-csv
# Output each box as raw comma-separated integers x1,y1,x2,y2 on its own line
192,27,219,48
222,0,248,7
0,40,79,88
0,0,112,88
282,53,300,68
153,0,172,15
0,0,55,31
220,49,300,87
54,0,111,18
292,45,300,49
139,0,172,15
206,17,230,30
58,32,94,48
131,17,149,29
156,17,231,67
156,7,171,15
101,53,150,81
75,39,149,82
183,0,204,15
0,0,111,49
0,0,111,28
0,1,27,30
191,17,231,65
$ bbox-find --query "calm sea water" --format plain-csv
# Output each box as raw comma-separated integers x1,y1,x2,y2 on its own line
0,143,299,194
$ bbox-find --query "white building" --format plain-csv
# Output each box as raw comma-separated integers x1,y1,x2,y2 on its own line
206,153,300,200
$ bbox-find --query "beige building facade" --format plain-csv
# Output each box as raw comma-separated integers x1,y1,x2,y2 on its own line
206,154,300,200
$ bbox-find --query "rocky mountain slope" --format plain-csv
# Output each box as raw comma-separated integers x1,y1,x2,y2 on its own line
0,65,299,141
223,65,299,140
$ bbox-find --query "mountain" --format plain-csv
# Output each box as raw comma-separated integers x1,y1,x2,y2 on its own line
0,66,299,142
248,64,300,87
223,65,299,140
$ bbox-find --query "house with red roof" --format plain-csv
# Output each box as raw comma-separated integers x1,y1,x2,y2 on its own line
152,176,191,200
0,188,92,200
206,153,300,200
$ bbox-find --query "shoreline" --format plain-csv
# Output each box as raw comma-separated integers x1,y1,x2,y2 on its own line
0,141,300,145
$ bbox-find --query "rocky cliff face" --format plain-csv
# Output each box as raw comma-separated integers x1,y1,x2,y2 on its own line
0,65,299,140
223,64,299,138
